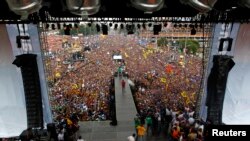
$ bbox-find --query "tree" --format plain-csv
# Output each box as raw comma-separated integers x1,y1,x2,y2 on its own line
157,37,168,47
177,39,200,54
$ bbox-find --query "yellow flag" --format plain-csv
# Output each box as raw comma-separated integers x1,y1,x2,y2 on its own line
165,83,169,91
160,77,167,83
186,97,191,104
124,52,129,58
72,84,78,89
181,91,187,98
55,72,61,78
143,52,147,59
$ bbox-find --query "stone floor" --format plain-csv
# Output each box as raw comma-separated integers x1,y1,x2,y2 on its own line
77,121,169,141
76,77,168,141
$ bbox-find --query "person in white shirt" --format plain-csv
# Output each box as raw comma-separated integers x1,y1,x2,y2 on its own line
77,136,84,141
57,130,64,141
127,133,136,141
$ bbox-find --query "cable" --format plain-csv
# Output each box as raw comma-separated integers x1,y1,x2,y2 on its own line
16,24,23,54
195,22,206,119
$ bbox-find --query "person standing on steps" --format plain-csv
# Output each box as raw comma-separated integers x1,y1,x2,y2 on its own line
121,79,126,94
118,66,123,77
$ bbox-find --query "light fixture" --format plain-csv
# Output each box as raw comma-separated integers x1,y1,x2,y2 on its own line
96,24,100,32
191,27,196,35
5,0,43,20
114,24,118,29
51,24,55,30
130,0,164,14
153,24,162,35
66,0,100,18
102,24,108,35
180,0,217,13
238,0,250,8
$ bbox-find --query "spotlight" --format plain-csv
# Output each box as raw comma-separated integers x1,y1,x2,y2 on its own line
109,23,113,27
64,25,71,35
120,24,124,29
102,24,108,35
66,0,101,16
164,23,168,27
180,0,215,13
96,24,101,32
6,0,42,20
142,23,146,29
114,24,118,29
153,24,162,35
184,24,188,28
148,23,152,27
179,24,182,28
57,23,61,29
238,0,250,8
51,24,56,30
88,23,92,27
46,24,50,29
191,27,196,35
174,24,177,28
126,24,129,29
137,24,141,29
131,0,165,13
126,24,134,34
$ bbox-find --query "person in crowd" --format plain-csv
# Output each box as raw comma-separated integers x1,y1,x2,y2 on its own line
171,126,180,141
57,130,64,141
77,136,84,141
127,133,136,141
121,79,126,93
137,124,146,141
145,114,153,136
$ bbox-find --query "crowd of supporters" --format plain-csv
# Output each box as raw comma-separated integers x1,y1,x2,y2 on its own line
46,32,205,140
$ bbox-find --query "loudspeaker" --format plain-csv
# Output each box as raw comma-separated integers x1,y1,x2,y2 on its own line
64,25,71,35
102,24,108,35
153,24,162,35
13,54,43,128
96,24,100,32
218,37,233,52
206,55,235,125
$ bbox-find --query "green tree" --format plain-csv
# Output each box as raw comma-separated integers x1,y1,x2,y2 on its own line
78,25,85,33
59,29,64,35
70,28,78,35
177,39,200,54
157,37,168,47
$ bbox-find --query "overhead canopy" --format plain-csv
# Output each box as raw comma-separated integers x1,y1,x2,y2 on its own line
1,0,250,22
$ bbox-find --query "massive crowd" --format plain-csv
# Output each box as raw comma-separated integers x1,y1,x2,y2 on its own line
46,31,205,140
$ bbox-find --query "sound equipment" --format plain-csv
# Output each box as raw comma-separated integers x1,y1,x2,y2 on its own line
13,54,43,128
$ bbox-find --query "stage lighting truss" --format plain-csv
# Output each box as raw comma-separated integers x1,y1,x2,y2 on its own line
66,0,100,18
130,0,164,14
238,0,250,8
5,0,42,20
180,0,217,13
